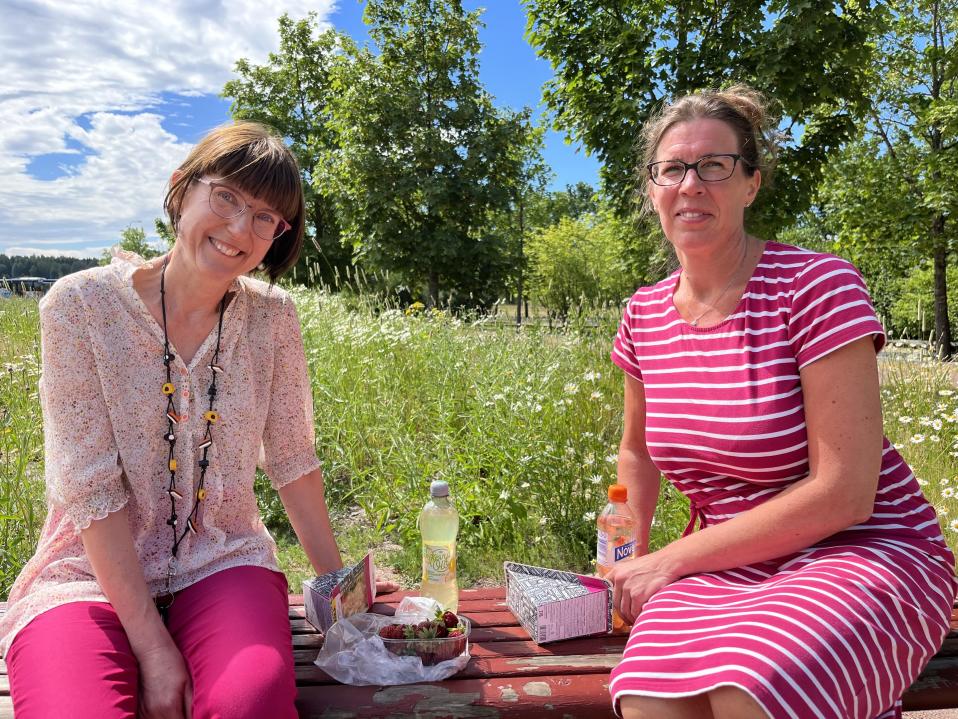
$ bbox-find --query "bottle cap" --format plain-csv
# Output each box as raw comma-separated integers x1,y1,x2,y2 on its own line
608,484,628,502
430,480,450,498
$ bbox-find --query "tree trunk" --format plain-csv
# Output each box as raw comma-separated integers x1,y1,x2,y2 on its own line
931,215,953,359
428,271,440,308
516,201,525,327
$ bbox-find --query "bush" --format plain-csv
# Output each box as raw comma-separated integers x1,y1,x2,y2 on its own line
526,211,657,321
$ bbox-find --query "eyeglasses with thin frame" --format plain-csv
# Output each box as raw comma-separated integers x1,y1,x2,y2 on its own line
195,178,291,241
646,153,750,187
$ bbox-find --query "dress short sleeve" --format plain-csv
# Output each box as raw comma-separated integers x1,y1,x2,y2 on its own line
611,298,644,382
258,293,322,489
39,279,129,533
788,255,886,370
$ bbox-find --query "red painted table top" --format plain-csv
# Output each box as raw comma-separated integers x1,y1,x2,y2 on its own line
291,586,626,718
2,589,957,718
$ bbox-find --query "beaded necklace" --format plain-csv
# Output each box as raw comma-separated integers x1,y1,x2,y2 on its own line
155,258,226,618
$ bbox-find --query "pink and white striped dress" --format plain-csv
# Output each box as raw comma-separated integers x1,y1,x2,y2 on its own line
609,241,956,719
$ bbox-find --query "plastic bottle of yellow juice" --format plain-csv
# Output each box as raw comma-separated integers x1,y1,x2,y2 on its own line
418,480,459,612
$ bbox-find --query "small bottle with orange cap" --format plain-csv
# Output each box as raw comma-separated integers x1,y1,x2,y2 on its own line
596,483,638,628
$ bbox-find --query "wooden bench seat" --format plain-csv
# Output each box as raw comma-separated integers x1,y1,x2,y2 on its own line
2,588,957,717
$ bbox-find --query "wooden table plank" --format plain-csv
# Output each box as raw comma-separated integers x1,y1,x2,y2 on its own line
2,590,958,717
295,673,617,718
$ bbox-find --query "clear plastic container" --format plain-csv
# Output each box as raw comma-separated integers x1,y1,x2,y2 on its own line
419,480,460,611
379,616,471,666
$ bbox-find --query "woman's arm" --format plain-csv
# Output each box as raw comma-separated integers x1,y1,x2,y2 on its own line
81,506,193,719
280,469,401,594
618,374,662,555
608,336,883,622
278,468,344,576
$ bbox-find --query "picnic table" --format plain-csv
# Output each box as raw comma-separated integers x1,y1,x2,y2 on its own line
2,587,958,717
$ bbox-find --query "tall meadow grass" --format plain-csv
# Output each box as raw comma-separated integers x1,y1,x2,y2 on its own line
0,299,44,597
1,290,955,598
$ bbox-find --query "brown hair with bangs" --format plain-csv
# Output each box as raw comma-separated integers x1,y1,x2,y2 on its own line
164,121,305,282
635,84,777,215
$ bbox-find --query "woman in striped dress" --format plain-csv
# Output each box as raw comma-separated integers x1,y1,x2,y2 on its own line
606,86,956,719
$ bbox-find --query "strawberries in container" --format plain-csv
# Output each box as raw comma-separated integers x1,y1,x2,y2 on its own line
377,608,470,666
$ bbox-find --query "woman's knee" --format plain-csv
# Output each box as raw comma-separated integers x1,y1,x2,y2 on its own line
7,602,138,719
619,693,713,719
708,686,769,719
197,645,296,719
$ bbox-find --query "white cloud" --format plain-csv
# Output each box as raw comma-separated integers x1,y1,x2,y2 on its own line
0,0,336,257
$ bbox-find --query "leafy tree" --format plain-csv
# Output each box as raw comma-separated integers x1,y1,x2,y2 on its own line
100,225,162,265
527,210,652,320
815,0,958,358
0,255,97,279
527,181,599,229
154,218,175,250
523,0,879,235
496,108,550,324
889,264,958,341
321,0,529,308
223,14,353,286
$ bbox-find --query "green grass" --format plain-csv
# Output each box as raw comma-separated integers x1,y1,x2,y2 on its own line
879,355,958,532
0,299,44,596
1,291,956,600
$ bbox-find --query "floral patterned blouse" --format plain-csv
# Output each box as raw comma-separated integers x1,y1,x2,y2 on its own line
0,252,322,656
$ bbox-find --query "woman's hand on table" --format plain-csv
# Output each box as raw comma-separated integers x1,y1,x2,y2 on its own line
375,579,400,595
605,554,680,624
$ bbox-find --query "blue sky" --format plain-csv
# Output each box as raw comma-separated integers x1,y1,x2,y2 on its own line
0,0,599,259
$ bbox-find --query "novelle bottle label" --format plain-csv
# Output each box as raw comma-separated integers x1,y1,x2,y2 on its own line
598,529,636,570
423,542,456,583
614,540,636,562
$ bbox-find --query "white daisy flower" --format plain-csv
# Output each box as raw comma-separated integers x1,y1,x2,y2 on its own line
911,434,926,444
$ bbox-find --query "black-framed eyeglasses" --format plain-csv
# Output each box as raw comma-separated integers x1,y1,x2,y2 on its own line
195,178,291,241
646,154,750,186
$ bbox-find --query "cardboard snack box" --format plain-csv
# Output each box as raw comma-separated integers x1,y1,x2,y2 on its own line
504,561,613,644
303,552,375,633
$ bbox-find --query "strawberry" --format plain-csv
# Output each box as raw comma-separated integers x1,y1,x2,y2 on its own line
378,624,405,640
434,623,449,637
441,610,459,628
416,622,440,640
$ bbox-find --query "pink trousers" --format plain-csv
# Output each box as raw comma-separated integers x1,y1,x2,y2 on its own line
7,565,297,719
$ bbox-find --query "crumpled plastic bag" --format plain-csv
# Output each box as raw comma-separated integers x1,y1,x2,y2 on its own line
314,596,471,685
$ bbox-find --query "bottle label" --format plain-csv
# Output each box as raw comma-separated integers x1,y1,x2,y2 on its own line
597,527,636,570
597,530,609,568
423,542,456,583
614,540,636,562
